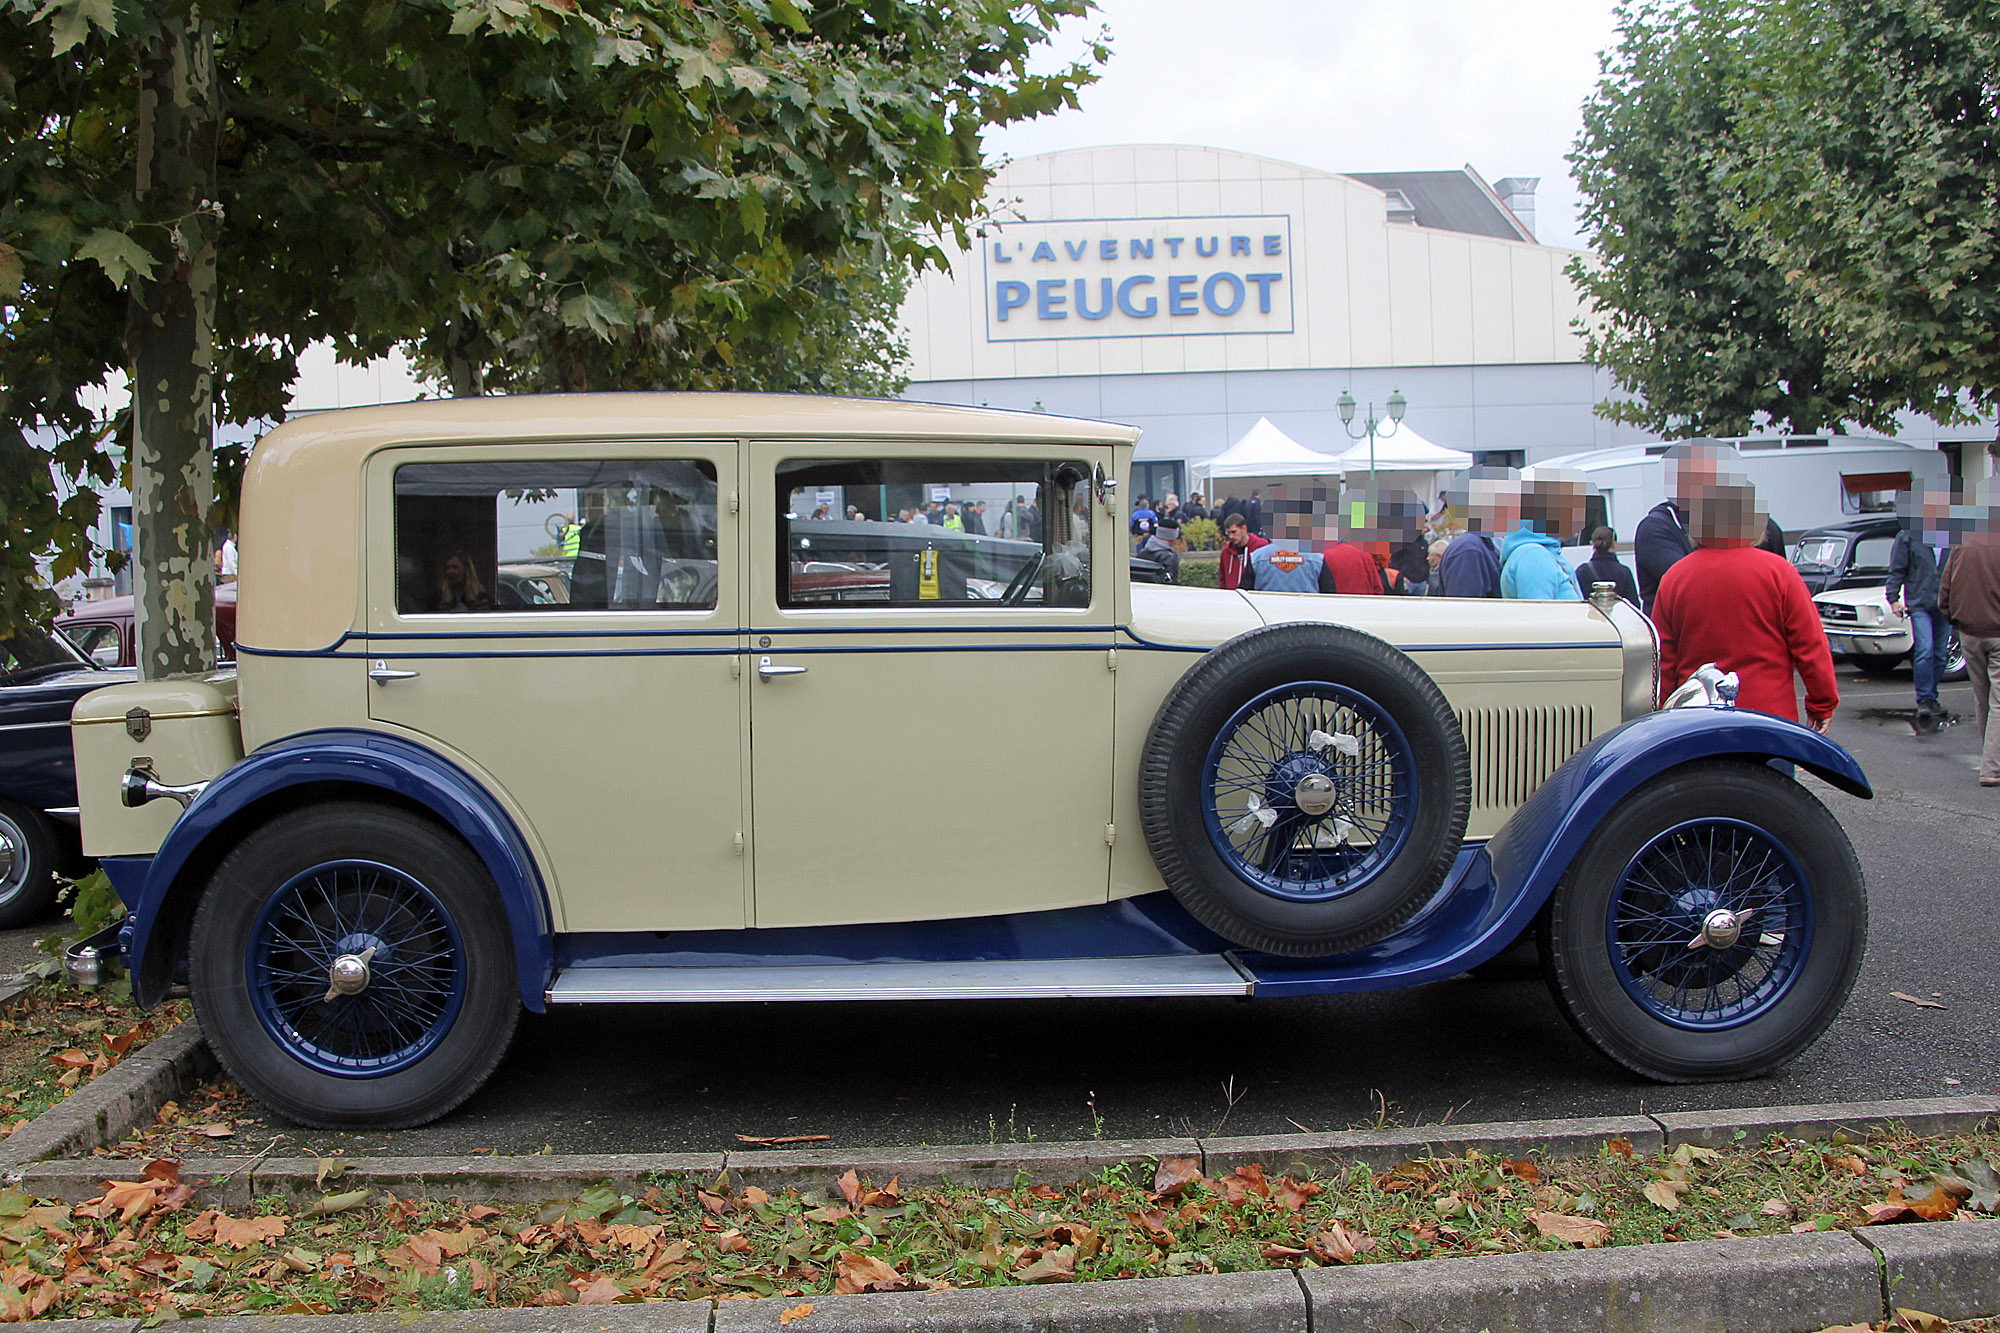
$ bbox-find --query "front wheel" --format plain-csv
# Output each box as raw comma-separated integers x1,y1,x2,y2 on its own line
0,800,61,930
1541,762,1865,1082
190,803,520,1128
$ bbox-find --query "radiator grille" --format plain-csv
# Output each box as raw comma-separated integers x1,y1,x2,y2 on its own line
1458,704,1597,812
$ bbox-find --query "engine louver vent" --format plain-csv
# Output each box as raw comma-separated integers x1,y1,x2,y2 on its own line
1458,704,1597,812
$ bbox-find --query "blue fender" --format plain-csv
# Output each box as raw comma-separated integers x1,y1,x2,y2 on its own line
1245,706,1869,996
120,729,553,1012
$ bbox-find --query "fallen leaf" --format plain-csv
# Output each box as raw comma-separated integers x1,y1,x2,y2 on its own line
1127,1208,1175,1242
466,1205,503,1221
1260,1242,1309,1262
736,1134,831,1146
1670,1144,1720,1166
1643,1180,1687,1211
1527,1210,1611,1248
1894,1310,1949,1333
778,1304,815,1325
1153,1157,1203,1199
834,1251,908,1294
1891,991,1948,1010
301,1189,373,1218
196,1123,234,1138
835,1170,863,1207
717,1229,752,1254
213,1213,288,1249
1504,1159,1542,1183
572,1275,624,1305
1012,1245,1076,1283
1934,1158,1999,1213
1863,1202,1918,1226
1760,1198,1796,1220
1275,1178,1322,1213
1308,1221,1373,1264
1605,1137,1636,1160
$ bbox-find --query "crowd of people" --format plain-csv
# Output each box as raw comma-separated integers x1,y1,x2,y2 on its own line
1182,444,2000,779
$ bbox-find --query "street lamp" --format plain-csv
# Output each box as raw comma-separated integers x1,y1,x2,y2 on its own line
1336,388,1407,487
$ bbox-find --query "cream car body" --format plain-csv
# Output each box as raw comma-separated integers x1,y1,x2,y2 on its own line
68,395,1874,1129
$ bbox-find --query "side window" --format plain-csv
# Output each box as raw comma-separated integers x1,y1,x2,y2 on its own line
775,458,1092,608
394,460,719,614
70,623,123,667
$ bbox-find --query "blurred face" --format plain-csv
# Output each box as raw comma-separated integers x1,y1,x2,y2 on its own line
1669,446,1730,507
443,555,466,587
1226,522,1250,548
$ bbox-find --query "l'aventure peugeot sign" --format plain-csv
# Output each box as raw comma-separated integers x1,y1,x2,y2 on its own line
981,214,1295,343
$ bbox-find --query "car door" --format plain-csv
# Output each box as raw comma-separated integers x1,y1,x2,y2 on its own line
364,442,750,932
743,441,1117,928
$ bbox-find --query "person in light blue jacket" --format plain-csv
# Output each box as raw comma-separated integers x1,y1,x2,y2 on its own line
1501,470,1587,601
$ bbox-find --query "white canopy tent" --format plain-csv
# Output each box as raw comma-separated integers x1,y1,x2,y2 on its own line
1191,418,1345,493
1331,424,1474,510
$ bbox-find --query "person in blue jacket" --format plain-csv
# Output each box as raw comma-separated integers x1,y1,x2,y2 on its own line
1435,467,1519,598
1501,470,1586,601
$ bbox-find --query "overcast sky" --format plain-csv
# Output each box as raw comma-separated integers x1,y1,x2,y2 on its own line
982,0,1624,252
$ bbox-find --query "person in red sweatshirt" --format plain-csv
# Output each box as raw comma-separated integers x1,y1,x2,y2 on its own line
1654,480,1839,731
1219,513,1269,590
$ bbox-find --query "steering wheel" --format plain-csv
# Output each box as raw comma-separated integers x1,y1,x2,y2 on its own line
1000,550,1046,605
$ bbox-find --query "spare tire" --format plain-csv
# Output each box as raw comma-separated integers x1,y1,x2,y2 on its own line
1139,623,1469,957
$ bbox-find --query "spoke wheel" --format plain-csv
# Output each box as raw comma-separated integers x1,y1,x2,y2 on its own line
1605,819,1811,1030
1543,761,1865,1082
247,861,467,1077
1141,623,1468,957
1200,683,1416,903
192,803,520,1128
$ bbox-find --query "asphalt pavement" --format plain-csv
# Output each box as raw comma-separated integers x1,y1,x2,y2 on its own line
11,666,1994,1162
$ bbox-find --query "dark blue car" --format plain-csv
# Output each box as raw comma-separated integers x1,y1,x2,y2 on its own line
0,626,126,927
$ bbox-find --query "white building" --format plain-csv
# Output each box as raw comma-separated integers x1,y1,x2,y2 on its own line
895,144,1992,502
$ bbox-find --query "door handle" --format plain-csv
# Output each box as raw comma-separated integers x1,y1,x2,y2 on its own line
757,656,808,681
369,660,421,684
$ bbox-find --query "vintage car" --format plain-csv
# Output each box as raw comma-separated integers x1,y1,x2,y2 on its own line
2,626,125,927
57,587,240,669
68,395,1872,1130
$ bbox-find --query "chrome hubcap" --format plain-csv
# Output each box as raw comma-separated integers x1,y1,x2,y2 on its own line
1293,772,1338,817
0,827,14,884
322,946,376,1001
1691,908,1750,951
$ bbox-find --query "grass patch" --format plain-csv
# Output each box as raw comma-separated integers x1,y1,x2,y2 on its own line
9,1124,1994,1320
0,980,186,1132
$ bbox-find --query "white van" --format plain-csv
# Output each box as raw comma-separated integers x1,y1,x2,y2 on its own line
1525,435,1950,550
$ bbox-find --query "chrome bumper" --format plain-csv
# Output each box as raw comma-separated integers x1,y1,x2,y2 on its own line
64,923,127,989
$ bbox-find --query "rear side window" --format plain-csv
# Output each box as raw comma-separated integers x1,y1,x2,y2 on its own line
774,458,1092,608
394,460,719,614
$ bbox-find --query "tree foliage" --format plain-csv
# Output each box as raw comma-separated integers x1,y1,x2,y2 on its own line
1567,1,1934,438
0,0,1102,638
1730,0,2000,424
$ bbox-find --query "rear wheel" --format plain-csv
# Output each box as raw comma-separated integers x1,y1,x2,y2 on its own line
1542,762,1865,1082
190,803,520,1128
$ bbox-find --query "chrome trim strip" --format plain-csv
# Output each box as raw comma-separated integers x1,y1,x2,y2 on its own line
545,955,1253,1004
0,720,69,733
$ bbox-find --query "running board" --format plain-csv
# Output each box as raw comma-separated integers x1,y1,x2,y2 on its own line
545,954,1253,1004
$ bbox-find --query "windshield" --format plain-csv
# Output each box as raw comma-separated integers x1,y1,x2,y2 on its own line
1,626,88,679
1792,536,1847,570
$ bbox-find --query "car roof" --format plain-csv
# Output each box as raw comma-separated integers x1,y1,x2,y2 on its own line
58,586,239,622
1795,517,1899,541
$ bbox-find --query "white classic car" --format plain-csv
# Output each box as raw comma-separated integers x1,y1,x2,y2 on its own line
1812,584,1966,679
68,395,1871,1129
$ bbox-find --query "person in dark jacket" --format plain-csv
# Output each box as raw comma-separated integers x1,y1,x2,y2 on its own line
1435,467,1519,598
1887,484,1954,719
1245,490,1264,536
1635,440,1731,613
1574,527,1639,605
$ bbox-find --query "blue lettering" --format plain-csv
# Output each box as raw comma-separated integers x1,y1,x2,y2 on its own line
1245,272,1282,313
1168,274,1199,315
1230,235,1251,256
1195,236,1219,258
1203,271,1245,316
992,242,1013,263
1031,241,1057,262
1064,240,1088,260
1116,275,1157,318
995,281,1030,321
1263,234,1283,256
1075,278,1114,320
1099,238,1119,260
1164,237,1184,257
1036,278,1068,319
1130,238,1154,258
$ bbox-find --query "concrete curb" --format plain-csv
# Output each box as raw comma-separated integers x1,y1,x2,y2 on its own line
1,1021,1995,1330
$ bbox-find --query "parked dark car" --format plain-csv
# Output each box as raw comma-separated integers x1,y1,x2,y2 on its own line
1,626,126,926
1791,517,1899,595
57,587,239,669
